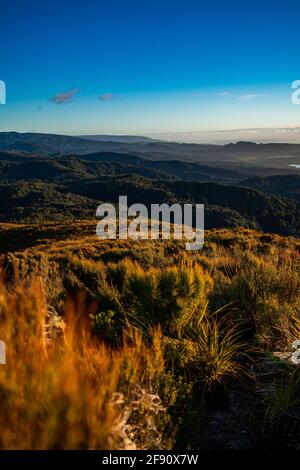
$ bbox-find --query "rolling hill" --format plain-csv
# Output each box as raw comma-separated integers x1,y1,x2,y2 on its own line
1,132,300,174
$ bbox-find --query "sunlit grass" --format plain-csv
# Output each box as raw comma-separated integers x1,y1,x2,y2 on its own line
0,279,165,450
0,222,300,448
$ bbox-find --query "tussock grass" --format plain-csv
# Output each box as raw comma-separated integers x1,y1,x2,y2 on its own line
0,279,166,450
193,312,248,388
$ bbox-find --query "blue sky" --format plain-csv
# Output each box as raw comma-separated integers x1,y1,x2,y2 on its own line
0,0,300,142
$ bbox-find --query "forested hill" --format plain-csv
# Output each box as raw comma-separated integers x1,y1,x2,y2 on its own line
0,147,299,237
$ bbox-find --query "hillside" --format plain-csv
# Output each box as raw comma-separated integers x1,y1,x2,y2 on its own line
241,174,300,202
0,176,298,235
0,149,299,236
79,134,160,143
64,177,300,236
0,222,299,450
1,132,300,173
0,151,245,183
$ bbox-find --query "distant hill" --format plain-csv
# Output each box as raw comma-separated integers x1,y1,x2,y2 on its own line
224,141,300,155
79,135,160,143
0,132,115,155
64,176,300,236
1,175,299,236
0,181,101,222
240,174,300,202
0,151,247,183
0,145,299,236
1,132,300,174
0,133,299,237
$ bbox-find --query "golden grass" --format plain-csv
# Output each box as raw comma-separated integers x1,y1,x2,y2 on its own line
193,312,249,388
0,278,165,450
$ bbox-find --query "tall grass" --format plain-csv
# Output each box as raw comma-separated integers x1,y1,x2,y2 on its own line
171,303,249,389
0,278,166,450
193,312,248,388
210,250,300,349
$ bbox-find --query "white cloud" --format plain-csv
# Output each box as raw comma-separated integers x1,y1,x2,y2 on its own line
237,93,268,101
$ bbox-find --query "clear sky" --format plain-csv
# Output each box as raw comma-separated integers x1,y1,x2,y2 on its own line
1,0,300,142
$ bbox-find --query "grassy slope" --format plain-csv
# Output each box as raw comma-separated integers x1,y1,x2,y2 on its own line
1,219,299,257
0,222,300,450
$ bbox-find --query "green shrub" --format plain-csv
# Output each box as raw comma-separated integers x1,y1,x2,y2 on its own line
91,309,122,344
210,253,300,349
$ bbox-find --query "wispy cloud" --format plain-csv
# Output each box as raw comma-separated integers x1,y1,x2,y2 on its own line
219,91,231,96
49,88,79,104
98,93,115,102
237,93,268,101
